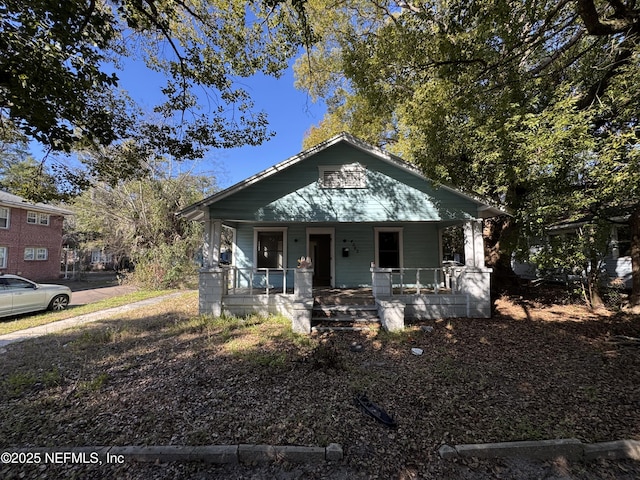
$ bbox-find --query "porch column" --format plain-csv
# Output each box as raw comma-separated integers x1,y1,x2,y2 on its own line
463,220,485,268
203,218,223,267
371,268,393,297
294,268,314,299
292,268,314,334
461,219,492,318
199,267,225,317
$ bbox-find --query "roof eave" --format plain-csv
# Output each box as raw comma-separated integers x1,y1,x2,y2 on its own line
0,199,74,216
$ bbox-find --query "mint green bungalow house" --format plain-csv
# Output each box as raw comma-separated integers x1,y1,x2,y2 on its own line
179,133,505,333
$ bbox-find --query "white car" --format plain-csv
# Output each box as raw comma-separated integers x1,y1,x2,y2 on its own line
0,274,72,318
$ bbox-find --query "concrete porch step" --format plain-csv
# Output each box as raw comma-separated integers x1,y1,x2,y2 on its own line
312,315,380,323
311,325,378,332
313,304,378,314
312,305,378,318
311,302,380,332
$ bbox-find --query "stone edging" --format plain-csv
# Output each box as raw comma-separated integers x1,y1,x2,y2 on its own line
439,439,640,462
5,440,639,466
1,444,343,465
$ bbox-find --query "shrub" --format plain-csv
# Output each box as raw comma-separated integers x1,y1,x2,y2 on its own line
125,242,199,289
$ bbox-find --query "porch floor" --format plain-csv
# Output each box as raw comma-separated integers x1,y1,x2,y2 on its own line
313,288,375,306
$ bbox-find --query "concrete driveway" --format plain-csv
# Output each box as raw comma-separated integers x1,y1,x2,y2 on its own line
69,285,138,306
50,273,138,306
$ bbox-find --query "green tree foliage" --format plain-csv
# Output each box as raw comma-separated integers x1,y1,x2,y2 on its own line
294,0,640,305
72,162,214,288
0,158,68,203
0,0,309,178
0,121,77,201
0,119,29,164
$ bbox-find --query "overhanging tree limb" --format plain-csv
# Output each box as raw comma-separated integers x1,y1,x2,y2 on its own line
577,0,640,35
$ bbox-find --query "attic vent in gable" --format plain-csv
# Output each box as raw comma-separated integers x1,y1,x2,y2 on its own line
319,163,366,188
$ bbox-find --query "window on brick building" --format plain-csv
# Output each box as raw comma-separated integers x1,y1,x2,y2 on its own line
0,247,6,268
0,208,9,229
24,247,48,261
26,211,50,225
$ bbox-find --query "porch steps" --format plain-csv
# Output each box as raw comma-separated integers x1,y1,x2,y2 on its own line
311,304,381,333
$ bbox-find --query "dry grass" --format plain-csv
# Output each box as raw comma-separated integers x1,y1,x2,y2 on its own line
0,289,175,335
0,290,639,479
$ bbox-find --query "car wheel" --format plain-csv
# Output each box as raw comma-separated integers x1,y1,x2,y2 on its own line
48,295,69,311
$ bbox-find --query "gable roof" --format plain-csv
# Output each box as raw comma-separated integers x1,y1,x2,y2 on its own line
179,133,508,221
0,191,73,216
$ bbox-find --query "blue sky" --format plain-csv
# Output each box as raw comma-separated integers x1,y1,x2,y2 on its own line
118,59,327,188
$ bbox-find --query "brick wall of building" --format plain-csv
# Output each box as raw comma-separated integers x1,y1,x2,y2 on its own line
0,207,65,281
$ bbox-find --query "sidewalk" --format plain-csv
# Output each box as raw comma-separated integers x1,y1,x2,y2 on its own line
0,291,188,349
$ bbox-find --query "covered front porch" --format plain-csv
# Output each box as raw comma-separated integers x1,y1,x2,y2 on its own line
198,219,492,333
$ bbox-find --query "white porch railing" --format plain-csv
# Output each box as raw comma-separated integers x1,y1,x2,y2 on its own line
221,266,464,296
223,267,297,296
388,267,463,294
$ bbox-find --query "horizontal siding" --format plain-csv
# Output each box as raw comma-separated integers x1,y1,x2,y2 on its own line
334,224,375,287
605,254,632,288
232,222,443,288
288,224,307,267
403,224,440,268
210,143,480,223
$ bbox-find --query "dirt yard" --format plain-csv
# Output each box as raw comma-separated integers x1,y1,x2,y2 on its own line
0,287,639,479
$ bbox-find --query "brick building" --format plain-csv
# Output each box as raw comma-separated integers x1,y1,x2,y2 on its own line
0,191,73,281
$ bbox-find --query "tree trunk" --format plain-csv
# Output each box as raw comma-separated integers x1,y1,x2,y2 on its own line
587,257,604,309
629,206,640,307
483,215,517,293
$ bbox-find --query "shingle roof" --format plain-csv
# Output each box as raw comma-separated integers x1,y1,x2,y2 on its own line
0,191,73,216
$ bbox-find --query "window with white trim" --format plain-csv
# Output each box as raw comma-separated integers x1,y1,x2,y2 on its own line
24,247,48,261
254,228,287,269
0,208,9,229
612,225,631,258
27,211,50,225
319,163,366,188
375,227,403,269
0,247,6,268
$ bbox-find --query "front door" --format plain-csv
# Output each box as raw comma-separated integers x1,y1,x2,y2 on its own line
309,234,332,286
